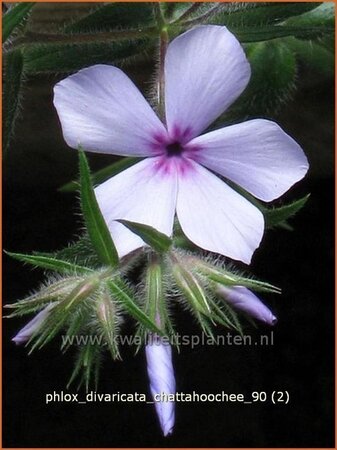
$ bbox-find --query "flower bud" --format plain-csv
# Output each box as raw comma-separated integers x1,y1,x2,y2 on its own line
216,285,277,326
146,336,176,436
12,303,55,345
171,257,210,315
63,276,100,310
96,290,121,359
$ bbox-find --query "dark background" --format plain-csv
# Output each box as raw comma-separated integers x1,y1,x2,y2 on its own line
3,4,335,448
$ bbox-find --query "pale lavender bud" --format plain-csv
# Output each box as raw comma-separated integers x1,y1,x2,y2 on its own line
12,304,55,345
145,336,176,436
217,285,277,326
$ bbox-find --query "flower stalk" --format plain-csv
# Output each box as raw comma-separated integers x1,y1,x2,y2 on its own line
158,27,168,121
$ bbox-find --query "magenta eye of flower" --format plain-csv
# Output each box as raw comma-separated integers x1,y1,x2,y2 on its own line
166,141,184,157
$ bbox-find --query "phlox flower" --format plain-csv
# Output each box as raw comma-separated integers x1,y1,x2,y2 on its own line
54,25,308,263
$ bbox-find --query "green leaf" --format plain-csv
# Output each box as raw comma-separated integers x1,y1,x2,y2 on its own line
208,296,243,332
53,234,101,269
224,40,296,120
79,150,119,267
67,342,102,391
208,271,281,295
24,38,151,74
118,220,172,253
265,194,310,228
3,49,25,153
4,277,83,317
59,157,140,192
60,309,89,352
210,3,334,42
286,36,334,79
65,3,155,33
212,3,321,28
284,3,335,29
233,24,333,43
3,2,35,42
107,278,163,335
6,251,92,275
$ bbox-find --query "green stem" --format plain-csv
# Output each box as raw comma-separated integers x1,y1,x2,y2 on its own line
158,27,169,122
153,3,168,122
153,2,165,28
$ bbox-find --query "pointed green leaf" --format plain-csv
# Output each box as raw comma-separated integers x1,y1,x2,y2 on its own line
208,297,243,333
79,150,119,267
107,279,163,335
24,39,151,74
30,235,101,269
212,3,321,28
210,271,281,295
117,220,172,253
265,194,310,228
206,3,334,42
196,261,281,294
61,309,89,352
59,157,140,192
3,49,25,153
233,24,333,43
67,343,101,391
6,251,92,275
53,235,101,268
284,3,335,29
4,276,83,317
65,3,155,33
3,2,35,42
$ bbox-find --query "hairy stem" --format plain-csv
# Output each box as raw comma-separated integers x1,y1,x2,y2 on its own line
158,26,169,122
153,3,169,122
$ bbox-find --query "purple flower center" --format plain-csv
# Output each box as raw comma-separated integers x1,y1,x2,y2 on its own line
166,141,184,157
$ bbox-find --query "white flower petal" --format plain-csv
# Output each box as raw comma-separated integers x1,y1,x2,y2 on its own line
165,25,251,140
54,65,166,156
176,160,264,263
146,339,176,436
95,158,178,258
190,119,309,202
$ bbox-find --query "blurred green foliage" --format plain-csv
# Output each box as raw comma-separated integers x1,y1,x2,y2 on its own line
3,2,334,153
2,1,334,226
